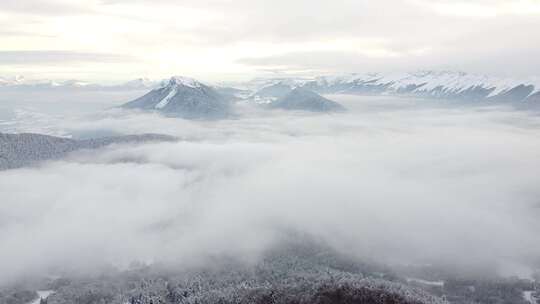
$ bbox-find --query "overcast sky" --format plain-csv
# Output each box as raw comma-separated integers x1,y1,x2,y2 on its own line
1,0,539,82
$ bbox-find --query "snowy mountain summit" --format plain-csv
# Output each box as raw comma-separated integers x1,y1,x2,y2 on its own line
249,71,540,106
121,77,156,89
302,71,540,104
164,76,203,89
121,76,230,119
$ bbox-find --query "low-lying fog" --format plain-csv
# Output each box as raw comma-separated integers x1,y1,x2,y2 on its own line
1,93,540,285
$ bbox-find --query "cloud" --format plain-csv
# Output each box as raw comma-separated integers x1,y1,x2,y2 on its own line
236,49,434,75
1,0,539,80
0,0,91,15
0,51,135,65
1,97,540,284
0,30,55,38
236,26,540,77
412,0,540,17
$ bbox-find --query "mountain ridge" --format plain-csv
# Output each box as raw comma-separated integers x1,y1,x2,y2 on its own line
247,71,540,105
4,71,540,105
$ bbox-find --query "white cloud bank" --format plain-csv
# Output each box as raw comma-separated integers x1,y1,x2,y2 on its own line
1,97,540,284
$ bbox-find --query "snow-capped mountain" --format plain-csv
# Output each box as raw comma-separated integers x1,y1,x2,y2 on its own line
0,75,26,86
269,87,346,112
304,71,540,102
119,78,158,90
254,82,295,100
0,76,98,89
0,76,159,91
251,71,540,105
121,76,231,118
4,71,540,106
248,79,311,104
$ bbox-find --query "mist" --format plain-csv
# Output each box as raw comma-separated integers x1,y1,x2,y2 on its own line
1,95,540,285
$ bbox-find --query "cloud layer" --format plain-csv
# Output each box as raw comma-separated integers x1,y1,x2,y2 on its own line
1,96,540,284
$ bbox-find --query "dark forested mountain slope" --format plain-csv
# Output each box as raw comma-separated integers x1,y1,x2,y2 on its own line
0,133,175,170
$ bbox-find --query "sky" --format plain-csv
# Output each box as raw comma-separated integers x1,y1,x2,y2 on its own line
0,0,539,82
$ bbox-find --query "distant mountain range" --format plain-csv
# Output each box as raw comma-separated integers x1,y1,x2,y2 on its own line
3,71,540,106
0,133,176,170
0,76,159,91
0,75,249,97
250,71,540,105
0,76,97,89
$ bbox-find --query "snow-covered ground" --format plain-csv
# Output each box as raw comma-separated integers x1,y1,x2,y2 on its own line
28,290,54,304
154,86,177,109
406,278,444,287
523,291,537,304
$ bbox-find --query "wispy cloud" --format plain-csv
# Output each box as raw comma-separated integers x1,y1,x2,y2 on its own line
411,0,540,17
0,0,91,15
0,51,135,65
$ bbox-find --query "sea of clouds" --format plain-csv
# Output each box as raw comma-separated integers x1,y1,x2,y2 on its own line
1,94,540,284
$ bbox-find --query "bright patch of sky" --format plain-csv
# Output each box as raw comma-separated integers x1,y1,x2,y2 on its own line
0,0,538,82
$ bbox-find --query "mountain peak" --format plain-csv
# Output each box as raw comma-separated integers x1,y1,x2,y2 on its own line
121,78,155,89
0,75,26,86
165,76,203,89
270,87,346,112
121,76,230,119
